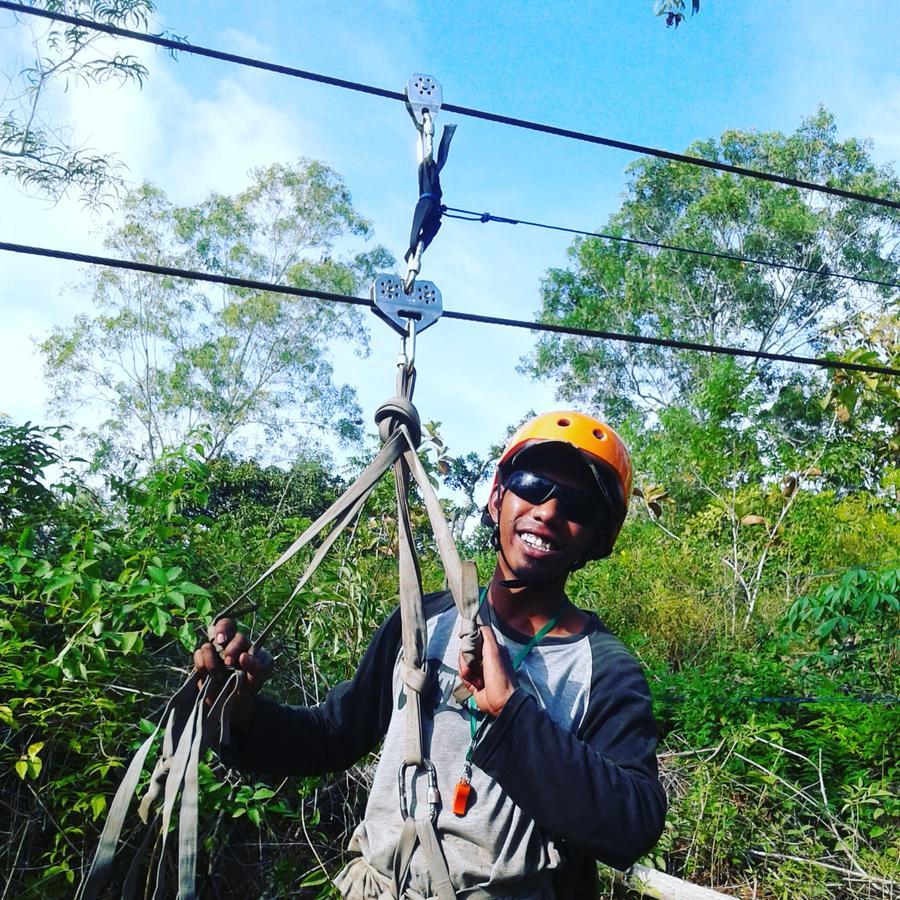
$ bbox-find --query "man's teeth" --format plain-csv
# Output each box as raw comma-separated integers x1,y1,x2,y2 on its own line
520,532,555,552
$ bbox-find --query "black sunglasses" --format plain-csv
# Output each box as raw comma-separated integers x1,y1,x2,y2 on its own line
502,469,603,525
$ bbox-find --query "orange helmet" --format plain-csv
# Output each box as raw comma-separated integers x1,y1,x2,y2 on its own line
484,411,633,560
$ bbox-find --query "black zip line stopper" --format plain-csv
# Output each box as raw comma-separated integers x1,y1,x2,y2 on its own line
402,74,456,293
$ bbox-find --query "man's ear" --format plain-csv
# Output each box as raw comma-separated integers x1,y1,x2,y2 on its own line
487,483,503,525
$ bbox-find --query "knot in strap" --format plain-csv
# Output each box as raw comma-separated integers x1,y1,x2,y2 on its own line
400,659,430,696
457,616,483,671
375,396,421,448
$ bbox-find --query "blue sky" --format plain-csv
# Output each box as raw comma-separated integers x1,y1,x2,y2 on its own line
1,1,898,476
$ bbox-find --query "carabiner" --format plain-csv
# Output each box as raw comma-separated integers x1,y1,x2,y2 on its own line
397,758,441,822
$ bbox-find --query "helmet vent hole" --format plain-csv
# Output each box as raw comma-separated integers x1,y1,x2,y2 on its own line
557,418,571,427
592,428,607,441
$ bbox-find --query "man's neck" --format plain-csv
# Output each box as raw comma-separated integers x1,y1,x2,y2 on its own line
487,567,586,638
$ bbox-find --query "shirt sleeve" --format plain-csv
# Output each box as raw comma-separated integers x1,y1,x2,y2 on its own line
220,605,402,777
471,628,666,871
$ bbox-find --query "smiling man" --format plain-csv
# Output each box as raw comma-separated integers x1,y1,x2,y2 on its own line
196,410,665,899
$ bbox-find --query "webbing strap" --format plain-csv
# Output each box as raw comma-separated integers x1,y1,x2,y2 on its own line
81,390,479,899
77,674,197,900
388,413,467,899
398,427,482,676
214,430,406,628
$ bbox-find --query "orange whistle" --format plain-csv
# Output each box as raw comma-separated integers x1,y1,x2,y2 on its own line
452,779,472,816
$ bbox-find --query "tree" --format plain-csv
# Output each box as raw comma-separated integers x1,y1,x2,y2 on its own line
524,111,898,632
525,110,899,486
40,160,394,465
1,0,155,206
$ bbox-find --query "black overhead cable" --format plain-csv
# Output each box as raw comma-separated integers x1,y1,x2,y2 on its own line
442,206,900,292
3,0,900,214
3,240,898,378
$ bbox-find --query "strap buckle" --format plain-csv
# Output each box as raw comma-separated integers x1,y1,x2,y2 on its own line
397,759,441,823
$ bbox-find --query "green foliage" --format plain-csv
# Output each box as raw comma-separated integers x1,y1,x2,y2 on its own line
1,0,155,206
784,566,899,691
525,110,899,493
39,163,394,465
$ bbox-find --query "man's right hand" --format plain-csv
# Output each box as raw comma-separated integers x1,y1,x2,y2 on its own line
193,618,273,733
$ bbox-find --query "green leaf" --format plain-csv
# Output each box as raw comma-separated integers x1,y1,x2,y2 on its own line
14,760,27,780
246,807,262,827
178,622,195,652
149,607,171,636
90,794,107,820
177,582,210,596
252,787,276,800
119,631,141,655
147,566,168,586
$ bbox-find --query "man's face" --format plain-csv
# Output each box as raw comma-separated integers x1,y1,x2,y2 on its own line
488,456,600,585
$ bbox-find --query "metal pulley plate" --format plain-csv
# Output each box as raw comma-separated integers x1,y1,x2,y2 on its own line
405,74,442,125
371,274,442,335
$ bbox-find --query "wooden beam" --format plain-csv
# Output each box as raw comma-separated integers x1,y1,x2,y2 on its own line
615,864,733,899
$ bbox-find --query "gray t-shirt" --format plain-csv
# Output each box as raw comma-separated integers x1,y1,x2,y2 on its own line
224,591,665,897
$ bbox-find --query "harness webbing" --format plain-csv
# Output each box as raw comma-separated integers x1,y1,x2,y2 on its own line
79,383,481,900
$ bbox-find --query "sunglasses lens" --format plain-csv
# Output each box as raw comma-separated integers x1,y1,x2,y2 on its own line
504,470,598,525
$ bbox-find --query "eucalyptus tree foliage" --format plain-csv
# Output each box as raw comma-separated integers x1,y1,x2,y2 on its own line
40,160,394,465
524,109,899,492
1,0,155,206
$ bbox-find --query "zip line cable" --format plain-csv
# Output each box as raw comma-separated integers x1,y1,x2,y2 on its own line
442,206,900,292
4,0,900,214
4,240,899,378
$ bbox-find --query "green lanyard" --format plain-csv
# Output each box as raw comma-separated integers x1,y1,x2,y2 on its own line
464,587,568,760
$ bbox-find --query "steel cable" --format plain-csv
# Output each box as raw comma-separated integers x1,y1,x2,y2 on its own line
3,240,897,377
2,1,900,212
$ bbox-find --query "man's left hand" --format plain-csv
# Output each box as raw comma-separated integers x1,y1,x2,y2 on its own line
458,625,516,717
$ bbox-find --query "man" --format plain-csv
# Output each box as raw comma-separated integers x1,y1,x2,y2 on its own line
195,411,666,899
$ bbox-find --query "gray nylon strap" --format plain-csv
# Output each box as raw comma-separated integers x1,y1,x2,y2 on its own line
399,427,482,662
77,674,197,900
121,813,159,900
399,660,430,695
215,431,405,626
153,680,210,899
251,480,380,652
394,458,427,767
82,390,480,899
389,416,464,899
414,818,456,900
